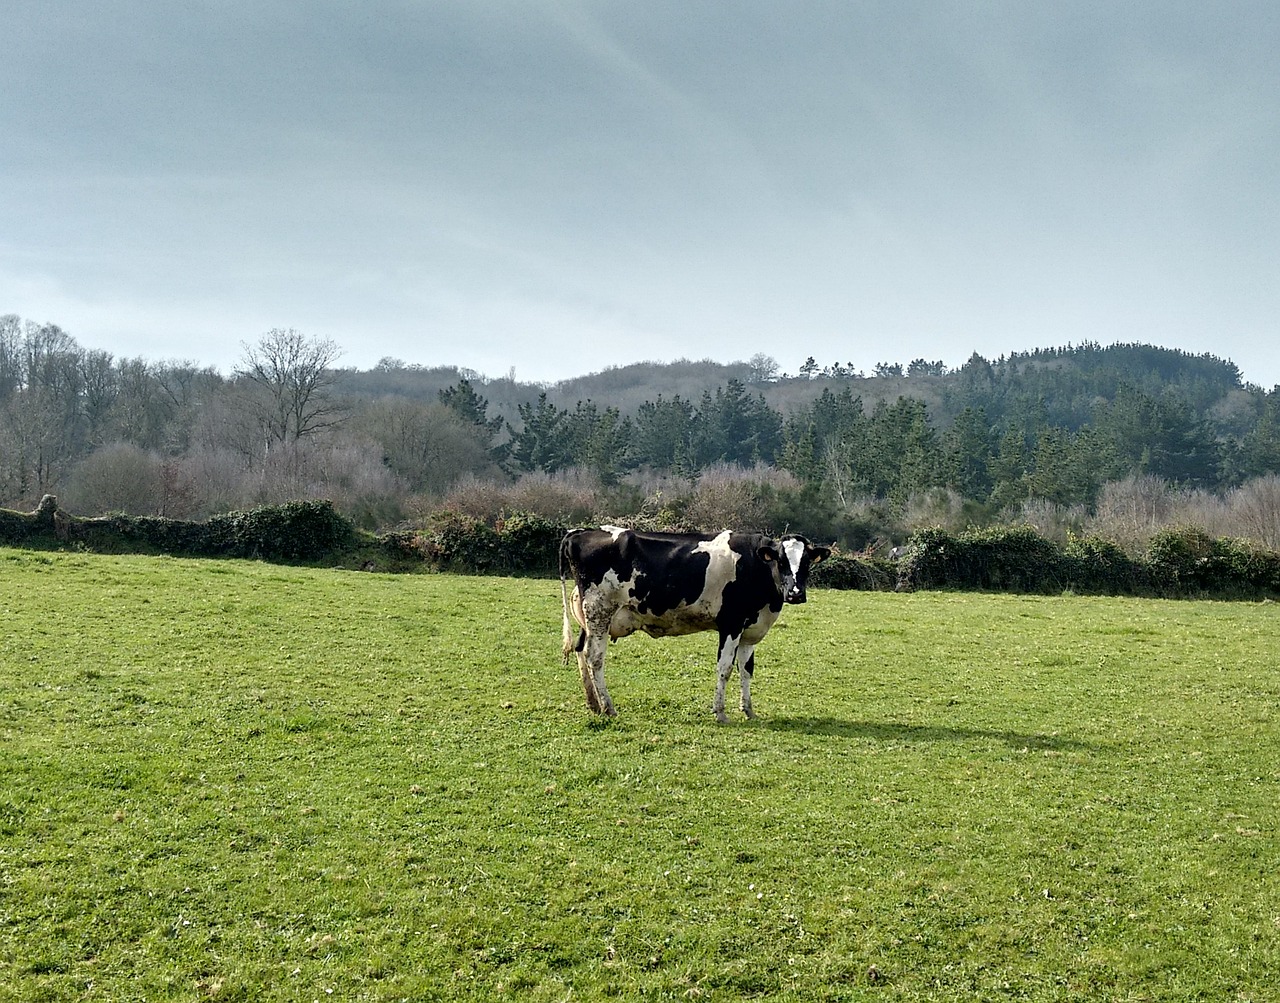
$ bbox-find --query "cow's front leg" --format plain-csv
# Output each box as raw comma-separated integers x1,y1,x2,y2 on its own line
713,633,740,723
738,644,757,719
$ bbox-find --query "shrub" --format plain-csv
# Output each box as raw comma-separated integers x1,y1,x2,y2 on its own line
496,512,564,575
829,495,902,553
441,470,603,526
683,463,799,534
902,487,986,536
203,500,357,560
768,481,842,547
376,530,431,563
1079,476,1280,557
898,526,1065,593
1062,534,1150,595
414,510,563,575
1087,474,1178,553
435,474,510,521
1146,525,1216,593
506,470,601,525
1015,497,1087,546
254,440,408,530
1227,475,1280,551
809,553,896,591
600,488,696,533
418,511,503,572
1204,536,1280,595
63,443,167,516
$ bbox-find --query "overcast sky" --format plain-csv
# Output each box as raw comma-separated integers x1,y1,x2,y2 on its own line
4,1,1278,386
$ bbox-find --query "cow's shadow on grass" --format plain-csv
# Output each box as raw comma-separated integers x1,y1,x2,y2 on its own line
762,716,1100,752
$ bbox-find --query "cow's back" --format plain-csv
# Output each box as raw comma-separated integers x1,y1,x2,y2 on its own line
564,525,717,601
563,527,781,640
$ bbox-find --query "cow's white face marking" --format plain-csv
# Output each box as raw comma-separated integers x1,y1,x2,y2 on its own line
782,538,806,578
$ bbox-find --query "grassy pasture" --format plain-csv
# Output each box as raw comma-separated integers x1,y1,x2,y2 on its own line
1,550,1278,1002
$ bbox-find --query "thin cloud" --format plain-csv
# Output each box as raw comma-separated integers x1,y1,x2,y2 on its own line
2,2,1278,386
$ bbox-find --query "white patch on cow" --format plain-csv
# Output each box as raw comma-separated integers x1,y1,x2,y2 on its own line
583,569,632,634
695,530,735,558
695,531,740,595
601,525,628,541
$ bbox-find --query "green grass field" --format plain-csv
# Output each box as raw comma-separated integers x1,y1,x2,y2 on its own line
1,549,1277,1001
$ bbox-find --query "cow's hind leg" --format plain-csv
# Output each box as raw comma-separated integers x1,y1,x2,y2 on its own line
582,632,616,716
575,632,603,714
713,632,740,723
738,643,757,719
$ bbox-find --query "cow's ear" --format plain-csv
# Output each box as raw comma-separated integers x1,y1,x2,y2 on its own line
758,544,779,563
810,546,832,565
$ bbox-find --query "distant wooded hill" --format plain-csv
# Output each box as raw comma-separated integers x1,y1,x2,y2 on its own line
337,340,1279,520
340,342,1253,433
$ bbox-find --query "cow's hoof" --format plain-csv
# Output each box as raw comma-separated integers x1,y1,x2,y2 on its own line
714,711,729,724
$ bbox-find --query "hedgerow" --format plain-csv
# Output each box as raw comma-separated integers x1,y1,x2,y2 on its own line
4,496,1279,599
894,524,1280,600
0,495,58,544
0,496,354,562
1146,525,1280,597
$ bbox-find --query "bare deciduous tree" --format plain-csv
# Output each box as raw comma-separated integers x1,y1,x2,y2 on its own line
63,442,165,516
1228,475,1280,551
683,462,798,533
0,314,22,401
1087,474,1178,552
236,329,345,449
353,398,500,495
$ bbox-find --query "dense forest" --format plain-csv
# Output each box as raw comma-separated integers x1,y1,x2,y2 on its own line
3,313,1279,552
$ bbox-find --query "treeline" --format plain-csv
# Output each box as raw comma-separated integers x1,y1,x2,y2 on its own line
500,346,1275,508
0,319,497,525
3,313,1280,554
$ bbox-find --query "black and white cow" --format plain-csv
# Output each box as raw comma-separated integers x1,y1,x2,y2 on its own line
559,526,830,721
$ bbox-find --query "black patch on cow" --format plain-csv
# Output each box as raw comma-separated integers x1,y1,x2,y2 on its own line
632,552,710,615
627,533,715,612
564,528,714,615
715,533,784,636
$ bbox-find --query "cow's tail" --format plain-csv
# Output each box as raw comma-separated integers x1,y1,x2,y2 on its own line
559,531,577,665
560,578,575,665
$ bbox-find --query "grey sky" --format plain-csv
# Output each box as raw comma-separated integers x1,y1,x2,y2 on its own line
4,1,1278,386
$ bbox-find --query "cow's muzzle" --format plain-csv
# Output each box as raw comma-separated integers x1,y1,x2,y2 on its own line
785,587,807,604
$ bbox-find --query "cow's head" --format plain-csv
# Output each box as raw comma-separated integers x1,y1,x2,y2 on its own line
762,534,831,604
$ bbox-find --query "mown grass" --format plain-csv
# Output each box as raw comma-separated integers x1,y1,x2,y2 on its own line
1,549,1277,1001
